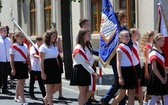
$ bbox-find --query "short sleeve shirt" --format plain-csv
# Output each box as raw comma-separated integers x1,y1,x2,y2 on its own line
9,43,28,61
39,44,59,59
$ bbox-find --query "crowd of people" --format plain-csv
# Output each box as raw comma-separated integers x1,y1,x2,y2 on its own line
0,9,168,105
0,26,66,105
70,10,168,105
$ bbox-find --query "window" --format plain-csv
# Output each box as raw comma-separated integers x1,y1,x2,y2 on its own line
119,0,135,28
91,0,102,34
30,0,36,36
44,0,51,31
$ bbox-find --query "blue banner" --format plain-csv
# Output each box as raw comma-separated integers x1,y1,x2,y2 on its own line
99,0,120,67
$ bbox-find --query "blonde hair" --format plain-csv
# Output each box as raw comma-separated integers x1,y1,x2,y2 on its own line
130,28,138,35
153,33,164,45
139,31,155,52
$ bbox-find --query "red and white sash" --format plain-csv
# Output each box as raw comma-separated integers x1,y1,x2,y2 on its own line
118,44,139,93
132,46,140,63
118,44,134,66
12,45,28,64
144,43,152,49
73,45,89,62
149,50,165,68
73,45,96,90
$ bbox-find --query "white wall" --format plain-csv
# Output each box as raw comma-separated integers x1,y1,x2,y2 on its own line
138,0,168,35
0,0,18,32
55,0,62,36
138,0,155,35
71,1,80,48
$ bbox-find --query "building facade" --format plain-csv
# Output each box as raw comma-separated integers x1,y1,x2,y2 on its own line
0,0,168,49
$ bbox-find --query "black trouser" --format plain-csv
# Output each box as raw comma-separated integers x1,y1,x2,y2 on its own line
29,70,46,97
0,62,10,92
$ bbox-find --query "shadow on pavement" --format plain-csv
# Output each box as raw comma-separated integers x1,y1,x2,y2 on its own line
53,100,72,104
28,102,43,105
0,95,14,100
96,74,115,85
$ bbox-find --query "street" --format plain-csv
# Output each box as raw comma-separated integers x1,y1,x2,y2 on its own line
0,78,141,105
0,79,102,105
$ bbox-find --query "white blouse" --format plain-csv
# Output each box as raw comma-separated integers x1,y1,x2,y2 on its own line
73,44,95,74
30,44,40,71
39,44,59,59
9,43,28,61
0,35,12,62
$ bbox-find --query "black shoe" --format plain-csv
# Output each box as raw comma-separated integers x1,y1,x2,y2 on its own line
100,98,108,105
30,96,38,100
58,96,67,100
85,101,92,105
90,99,99,103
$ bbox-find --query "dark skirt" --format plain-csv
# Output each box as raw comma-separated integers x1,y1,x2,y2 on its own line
140,64,151,86
70,65,91,86
147,66,168,95
135,63,142,79
14,62,28,79
44,58,61,84
117,66,138,89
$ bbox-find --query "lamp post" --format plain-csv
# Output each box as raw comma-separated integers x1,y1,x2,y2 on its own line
61,0,73,80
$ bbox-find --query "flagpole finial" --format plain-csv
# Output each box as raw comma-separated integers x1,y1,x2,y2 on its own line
158,0,162,6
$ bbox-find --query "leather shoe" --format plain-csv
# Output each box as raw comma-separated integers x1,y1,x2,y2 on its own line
58,96,67,100
90,98,99,103
30,96,38,100
85,101,92,105
100,98,109,105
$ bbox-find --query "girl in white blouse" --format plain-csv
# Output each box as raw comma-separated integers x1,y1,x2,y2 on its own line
10,32,30,105
112,30,137,105
39,30,61,105
70,28,98,105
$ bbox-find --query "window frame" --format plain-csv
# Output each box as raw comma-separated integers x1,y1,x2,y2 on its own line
119,0,135,28
30,0,36,36
91,0,102,34
44,0,51,31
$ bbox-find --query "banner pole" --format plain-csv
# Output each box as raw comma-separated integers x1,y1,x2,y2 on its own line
10,17,37,50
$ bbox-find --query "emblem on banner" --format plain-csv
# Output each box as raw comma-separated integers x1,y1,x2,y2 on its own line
100,13,117,44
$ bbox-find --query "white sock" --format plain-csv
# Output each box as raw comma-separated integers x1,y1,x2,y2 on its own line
149,96,158,105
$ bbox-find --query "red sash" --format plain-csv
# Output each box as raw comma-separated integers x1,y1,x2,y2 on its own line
73,49,89,62
118,45,139,93
149,51,165,68
132,47,140,62
34,46,39,55
144,44,152,49
132,46,141,67
12,45,28,64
